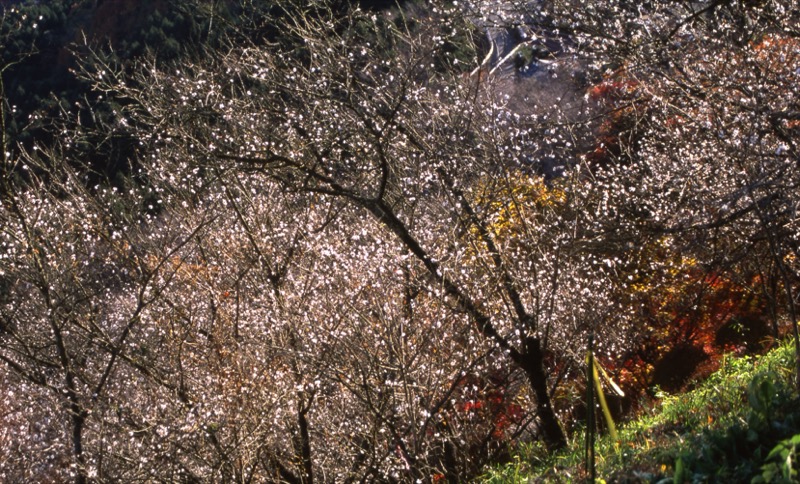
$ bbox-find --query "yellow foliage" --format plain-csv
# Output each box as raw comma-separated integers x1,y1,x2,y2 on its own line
473,172,566,242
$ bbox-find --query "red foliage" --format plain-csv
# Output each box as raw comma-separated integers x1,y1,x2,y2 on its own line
584,72,645,166
452,372,525,442
622,271,774,395
587,79,639,102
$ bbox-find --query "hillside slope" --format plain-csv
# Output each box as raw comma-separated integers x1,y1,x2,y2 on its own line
483,340,800,483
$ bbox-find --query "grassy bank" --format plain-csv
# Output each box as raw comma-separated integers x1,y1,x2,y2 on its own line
482,339,800,483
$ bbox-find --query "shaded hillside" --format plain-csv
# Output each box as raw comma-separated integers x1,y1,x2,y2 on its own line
2,0,213,139
1,0,412,166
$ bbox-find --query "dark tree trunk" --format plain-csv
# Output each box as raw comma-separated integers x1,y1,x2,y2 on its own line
72,410,87,484
361,200,569,451
521,337,567,451
298,397,314,484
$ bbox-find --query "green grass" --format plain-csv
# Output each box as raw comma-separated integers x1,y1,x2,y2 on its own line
480,339,800,483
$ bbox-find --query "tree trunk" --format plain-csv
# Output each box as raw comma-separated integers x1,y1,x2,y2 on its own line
521,337,567,451
362,200,569,451
72,410,87,484
297,395,314,484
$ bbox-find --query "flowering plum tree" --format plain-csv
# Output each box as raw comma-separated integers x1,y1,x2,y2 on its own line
535,0,800,385
0,140,221,480
165,0,683,440
77,0,645,462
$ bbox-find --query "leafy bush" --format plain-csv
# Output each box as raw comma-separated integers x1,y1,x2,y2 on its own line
755,433,800,484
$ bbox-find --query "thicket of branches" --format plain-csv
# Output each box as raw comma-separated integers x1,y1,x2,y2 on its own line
1,0,799,481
